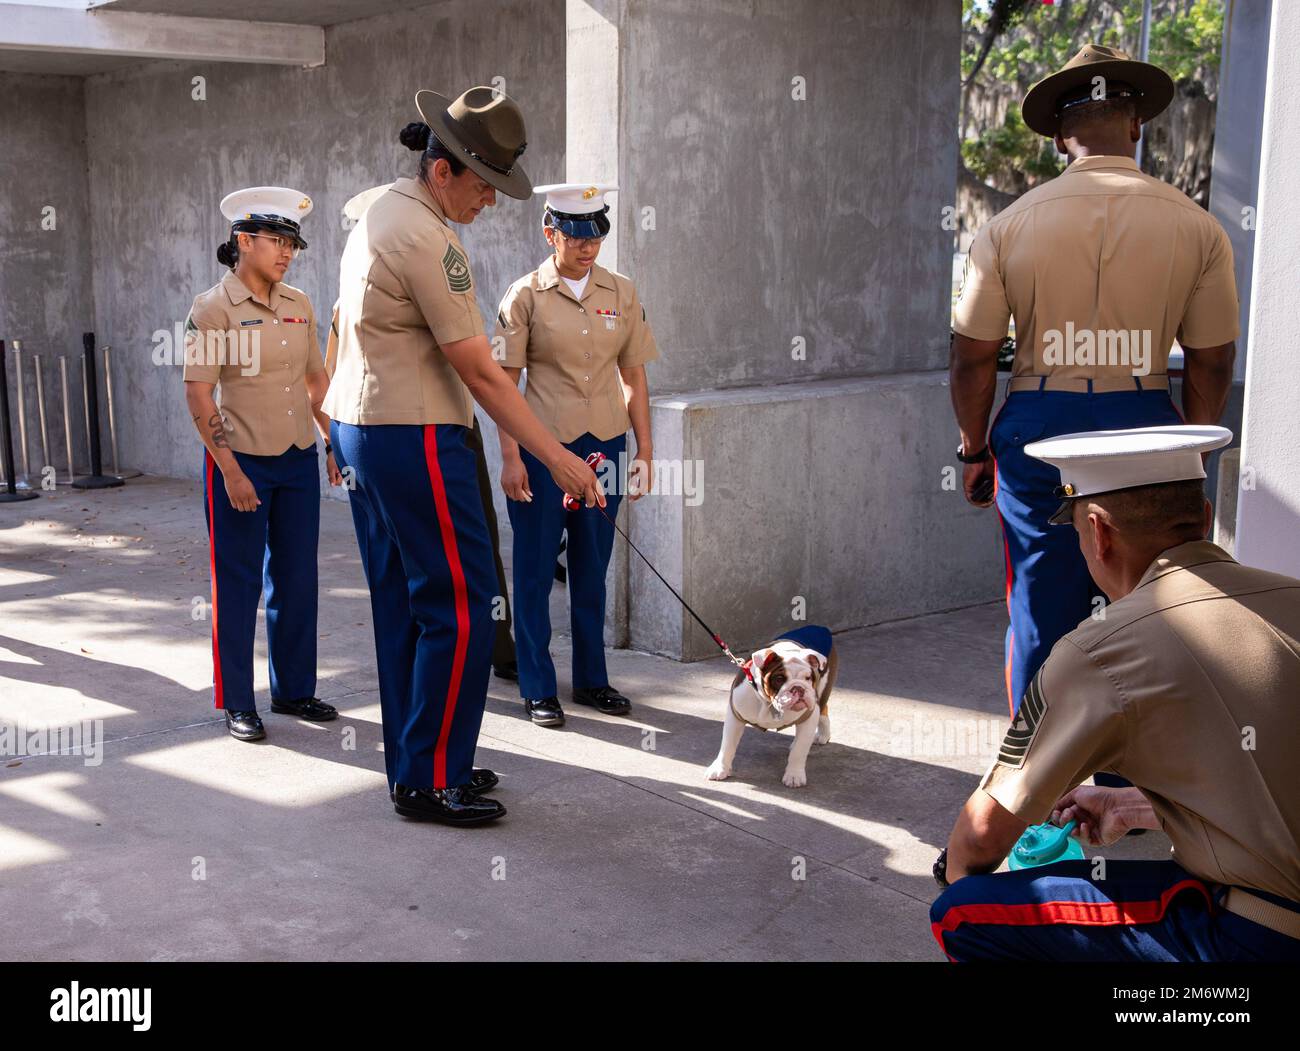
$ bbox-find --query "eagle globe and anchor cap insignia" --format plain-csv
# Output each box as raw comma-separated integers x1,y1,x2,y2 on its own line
442,242,472,293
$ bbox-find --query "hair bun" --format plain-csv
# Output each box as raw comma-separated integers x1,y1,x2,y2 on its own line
399,121,432,152
216,240,237,268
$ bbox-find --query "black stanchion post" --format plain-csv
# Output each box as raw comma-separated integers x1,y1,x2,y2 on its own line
0,339,39,504
71,331,123,490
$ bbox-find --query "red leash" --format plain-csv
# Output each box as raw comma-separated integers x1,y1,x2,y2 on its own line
562,451,754,685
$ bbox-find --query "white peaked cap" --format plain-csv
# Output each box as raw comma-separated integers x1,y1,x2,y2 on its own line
220,186,313,224
1026,425,1233,525
533,182,618,215
343,183,394,223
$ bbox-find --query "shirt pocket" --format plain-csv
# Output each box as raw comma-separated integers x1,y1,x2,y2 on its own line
278,313,313,378
527,311,569,367
592,310,625,365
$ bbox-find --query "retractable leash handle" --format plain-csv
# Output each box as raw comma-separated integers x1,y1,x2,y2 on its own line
562,450,608,510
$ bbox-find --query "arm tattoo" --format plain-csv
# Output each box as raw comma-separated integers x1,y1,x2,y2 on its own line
208,412,230,450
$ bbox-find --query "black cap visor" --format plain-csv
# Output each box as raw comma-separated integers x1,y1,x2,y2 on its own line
232,215,307,250
1049,499,1076,526
546,206,610,240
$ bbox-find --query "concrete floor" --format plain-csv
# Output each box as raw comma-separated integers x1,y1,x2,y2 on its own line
0,476,1169,961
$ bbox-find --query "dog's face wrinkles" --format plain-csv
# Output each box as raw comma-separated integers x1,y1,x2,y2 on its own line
758,647,822,716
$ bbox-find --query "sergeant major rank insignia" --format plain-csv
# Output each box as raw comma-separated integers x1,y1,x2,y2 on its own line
442,242,472,294
996,668,1047,769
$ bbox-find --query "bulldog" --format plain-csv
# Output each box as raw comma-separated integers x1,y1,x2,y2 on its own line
705,626,838,788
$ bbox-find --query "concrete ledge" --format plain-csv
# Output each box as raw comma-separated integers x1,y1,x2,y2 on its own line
0,4,326,67
628,371,1005,660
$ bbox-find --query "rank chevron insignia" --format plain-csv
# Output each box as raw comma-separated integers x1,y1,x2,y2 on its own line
441,242,472,293
997,668,1047,768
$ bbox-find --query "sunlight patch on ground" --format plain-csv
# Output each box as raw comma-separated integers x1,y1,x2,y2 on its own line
0,772,103,822
126,737,385,805
0,823,67,872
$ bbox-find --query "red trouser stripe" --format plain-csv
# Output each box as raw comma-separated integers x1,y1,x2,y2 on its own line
931,878,1213,960
423,426,470,789
205,452,224,710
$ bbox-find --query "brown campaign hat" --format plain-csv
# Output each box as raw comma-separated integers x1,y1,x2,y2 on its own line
415,86,532,200
1021,44,1174,138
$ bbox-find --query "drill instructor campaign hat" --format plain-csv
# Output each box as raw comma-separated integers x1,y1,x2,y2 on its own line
414,86,532,200
1021,43,1175,138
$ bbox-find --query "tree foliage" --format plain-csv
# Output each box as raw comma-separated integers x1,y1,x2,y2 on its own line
959,0,1223,209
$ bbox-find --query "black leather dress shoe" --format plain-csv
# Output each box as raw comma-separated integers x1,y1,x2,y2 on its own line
493,660,519,682
270,697,338,721
572,685,631,715
393,785,506,825
390,768,497,803
525,696,565,727
469,767,499,793
225,710,265,741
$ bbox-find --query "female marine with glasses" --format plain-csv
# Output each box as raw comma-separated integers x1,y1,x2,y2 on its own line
182,186,340,742
494,183,659,729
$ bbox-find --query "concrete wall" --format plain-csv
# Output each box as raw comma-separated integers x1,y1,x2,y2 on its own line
0,72,95,483
81,0,566,481
618,0,957,394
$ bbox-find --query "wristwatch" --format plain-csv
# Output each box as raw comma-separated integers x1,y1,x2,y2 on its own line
932,847,950,889
956,443,990,464
323,441,333,456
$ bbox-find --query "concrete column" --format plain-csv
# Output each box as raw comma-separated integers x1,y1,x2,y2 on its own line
1207,0,1272,380
566,0,621,274
566,0,629,647
1234,0,1300,575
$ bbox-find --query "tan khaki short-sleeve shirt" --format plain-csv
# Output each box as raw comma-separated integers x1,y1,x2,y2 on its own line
494,257,658,443
979,542,1300,902
322,177,483,427
325,300,339,379
182,270,322,456
954,156,1240,383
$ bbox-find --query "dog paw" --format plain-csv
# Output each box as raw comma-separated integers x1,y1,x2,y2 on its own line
782,767,808,788
705,761,732,781
815,717,831,746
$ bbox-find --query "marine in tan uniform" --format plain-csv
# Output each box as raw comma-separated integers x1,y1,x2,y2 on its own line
323,90,602,826
332,181,521,684
948,45,1239,727
494,183,659,727
183,186,340,741
931,425,1300,962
